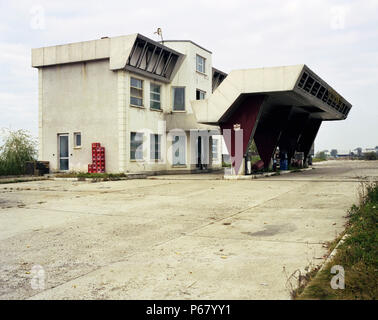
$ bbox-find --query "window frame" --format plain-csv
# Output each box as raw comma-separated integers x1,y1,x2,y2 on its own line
73,132,81,148
172,135,186,166
150,134,162,161
150,83,161,110
196,89,206,100
212,138,218,160
196,54,206,74
172,86,186,112
130,77,144,108
130,132,144,160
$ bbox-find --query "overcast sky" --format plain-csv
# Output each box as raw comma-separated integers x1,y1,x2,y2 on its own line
0,0,377,152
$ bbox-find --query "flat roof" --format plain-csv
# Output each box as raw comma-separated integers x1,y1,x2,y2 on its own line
161,40,212,54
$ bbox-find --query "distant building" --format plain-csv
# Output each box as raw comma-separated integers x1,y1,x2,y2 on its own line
337,150,351,158
363,147,378,154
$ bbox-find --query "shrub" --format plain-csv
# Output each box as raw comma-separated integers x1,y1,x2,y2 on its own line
363,152,377,160
315,151,327,160
0,129,37,176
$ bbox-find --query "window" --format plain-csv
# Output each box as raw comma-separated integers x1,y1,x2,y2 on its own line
172,135,186,165
130,132,143,160
130,77,143,107
212,138,218,159
74,132,81,148
150,83,161,110
172,87,185,111
196,89,206,100
196,55,205,73
150,134,161,161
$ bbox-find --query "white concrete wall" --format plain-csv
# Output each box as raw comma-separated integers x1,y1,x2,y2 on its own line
37,38,222,174
40,59,119,172
119,41,221,173
163,41,212,112
118,69,220,173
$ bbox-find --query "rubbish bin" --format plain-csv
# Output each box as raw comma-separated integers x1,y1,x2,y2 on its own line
280,152,288,170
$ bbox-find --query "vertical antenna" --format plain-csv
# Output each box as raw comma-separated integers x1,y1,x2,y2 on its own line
154,28,164,44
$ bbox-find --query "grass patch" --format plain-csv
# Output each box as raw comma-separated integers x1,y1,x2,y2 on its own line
0,178,42,184
250,155,261,164
312,158,327,163
295,181,378,300
222,162,231,168
55,172,127,180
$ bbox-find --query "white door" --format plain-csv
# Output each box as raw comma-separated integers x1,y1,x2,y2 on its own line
172,135,186,165
58,134,69,171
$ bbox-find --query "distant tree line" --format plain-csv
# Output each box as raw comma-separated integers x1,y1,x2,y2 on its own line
315,146,377,161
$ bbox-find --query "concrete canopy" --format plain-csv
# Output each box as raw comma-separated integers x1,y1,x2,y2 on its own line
192,64,352,124
191,65,352,172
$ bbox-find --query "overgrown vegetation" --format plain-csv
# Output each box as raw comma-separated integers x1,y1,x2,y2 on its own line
55,172,128,180
313,151,327,162
0,129,37,176
363,152,377,161
295,182,378,300
222,161,231,168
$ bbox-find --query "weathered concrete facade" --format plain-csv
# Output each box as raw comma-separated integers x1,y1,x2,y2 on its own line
32,33,351,175
32,34,223,174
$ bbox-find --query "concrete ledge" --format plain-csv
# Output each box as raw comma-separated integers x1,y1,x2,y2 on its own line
0,176,49,184
223,167,313,180
53,173,147,182
319,234,348,272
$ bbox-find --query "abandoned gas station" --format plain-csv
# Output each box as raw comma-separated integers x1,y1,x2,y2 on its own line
32,34,352,175
193,64,352,175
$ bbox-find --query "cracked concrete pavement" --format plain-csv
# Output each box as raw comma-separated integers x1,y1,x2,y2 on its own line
0,160,377,299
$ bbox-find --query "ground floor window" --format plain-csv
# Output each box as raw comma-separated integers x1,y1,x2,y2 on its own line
212,137,218,160
74,132,81,148
172,135,186,165
150,134,161,161
130,132,144,160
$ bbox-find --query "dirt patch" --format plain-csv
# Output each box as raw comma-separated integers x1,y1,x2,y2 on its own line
0,197,24,209
243,223,297,237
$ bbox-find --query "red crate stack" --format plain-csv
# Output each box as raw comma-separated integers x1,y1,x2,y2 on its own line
88,143,105,173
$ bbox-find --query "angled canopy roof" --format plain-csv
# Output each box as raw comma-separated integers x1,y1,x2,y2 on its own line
192,64,352,124
32,33,184,82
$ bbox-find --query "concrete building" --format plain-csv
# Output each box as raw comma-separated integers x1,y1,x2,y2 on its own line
32,33,352,175
32,34,226,174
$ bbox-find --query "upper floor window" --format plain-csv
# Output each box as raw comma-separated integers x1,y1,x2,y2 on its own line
196,89,206,100
196,55,205,73
172,87,185,111
130,77,143,107
150,83,161,110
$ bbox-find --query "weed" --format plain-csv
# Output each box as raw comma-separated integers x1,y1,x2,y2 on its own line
296,181,378,300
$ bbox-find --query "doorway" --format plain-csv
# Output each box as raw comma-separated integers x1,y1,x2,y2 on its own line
196,136,209,170
58,134,69,171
